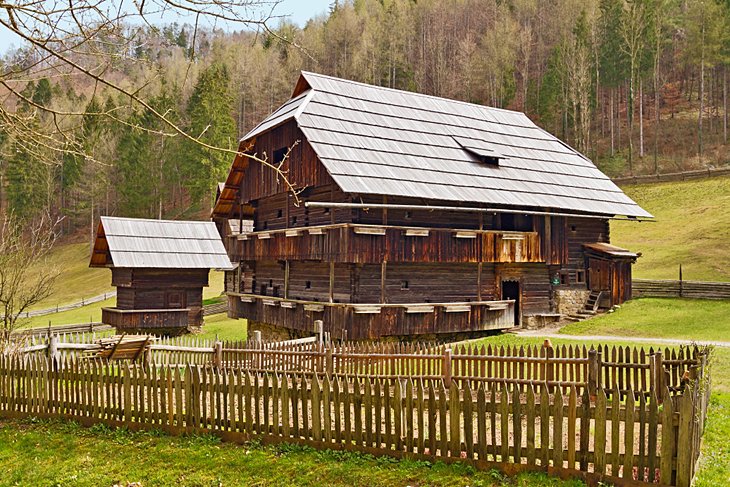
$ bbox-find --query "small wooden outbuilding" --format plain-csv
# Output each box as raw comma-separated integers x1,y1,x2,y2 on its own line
90,216,232,335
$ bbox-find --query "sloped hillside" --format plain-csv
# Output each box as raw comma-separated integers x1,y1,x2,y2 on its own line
611,176,730,281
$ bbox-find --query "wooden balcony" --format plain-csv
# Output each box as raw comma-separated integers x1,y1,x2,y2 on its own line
102,307,190,333
227,223,542,264
228,293,515,340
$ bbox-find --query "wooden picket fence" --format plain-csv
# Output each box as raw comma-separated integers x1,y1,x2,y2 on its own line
0,354,710,486
11,334,707,398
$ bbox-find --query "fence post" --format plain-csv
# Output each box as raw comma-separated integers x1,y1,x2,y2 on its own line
48,334,59,365
213,341,223,369
542,339,554,392
314,320,324,344
326,346,334,376
442,347,452,388
651,351,664,404
588,349,600,397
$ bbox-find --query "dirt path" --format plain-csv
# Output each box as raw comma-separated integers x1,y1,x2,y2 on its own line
512,326,730,348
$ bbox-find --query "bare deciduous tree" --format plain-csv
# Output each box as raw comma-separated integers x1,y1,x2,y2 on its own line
0,212,61,342
0,0,300,199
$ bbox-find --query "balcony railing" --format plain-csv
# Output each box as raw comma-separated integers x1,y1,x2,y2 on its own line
227,223,542,264
227,293,515,340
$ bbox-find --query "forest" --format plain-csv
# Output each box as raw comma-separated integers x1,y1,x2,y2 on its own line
0,0,728,237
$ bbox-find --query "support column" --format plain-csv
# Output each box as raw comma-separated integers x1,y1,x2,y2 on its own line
380,261,387,304
329,262,335,303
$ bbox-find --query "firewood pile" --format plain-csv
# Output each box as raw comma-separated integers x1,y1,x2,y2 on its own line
95,334,157,361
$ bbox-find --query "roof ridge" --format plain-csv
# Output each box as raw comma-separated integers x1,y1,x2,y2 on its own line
101,216,214,225
300,70,526,117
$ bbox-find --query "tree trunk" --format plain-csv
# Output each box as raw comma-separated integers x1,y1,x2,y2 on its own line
610,88,615,155
722,66,727,144
639,78,644,158
654,66,660,174
698,30,705,163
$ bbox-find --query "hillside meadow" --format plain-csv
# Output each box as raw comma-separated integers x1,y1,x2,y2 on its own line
611,176,730,282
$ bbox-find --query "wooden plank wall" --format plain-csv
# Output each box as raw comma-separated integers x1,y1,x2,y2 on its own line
241,121,334,202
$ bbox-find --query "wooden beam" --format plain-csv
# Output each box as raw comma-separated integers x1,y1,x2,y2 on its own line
284,260,290,299
380,261,387,304
329,262,335,303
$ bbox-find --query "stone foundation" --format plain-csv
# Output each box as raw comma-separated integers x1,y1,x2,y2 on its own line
523,314,562,330
553,288,591,316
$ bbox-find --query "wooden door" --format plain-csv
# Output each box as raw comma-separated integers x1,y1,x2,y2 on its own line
587,257,610,292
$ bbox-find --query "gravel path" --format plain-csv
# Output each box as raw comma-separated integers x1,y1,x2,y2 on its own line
511,325,730,347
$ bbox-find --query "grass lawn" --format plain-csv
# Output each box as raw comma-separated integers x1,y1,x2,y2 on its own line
0,419,581,487
557,297,730,342
197,314,247,341
611,176,730,281
30,242,114,310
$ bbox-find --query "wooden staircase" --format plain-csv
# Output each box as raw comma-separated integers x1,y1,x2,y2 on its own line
565,290,603,322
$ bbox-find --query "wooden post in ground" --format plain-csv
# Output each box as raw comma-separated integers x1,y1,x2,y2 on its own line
314,320,324,344
588,348,600,398
48,334,59,365
542,339,554,393
213,341,223,369
651,351,664,404
442,348,452,388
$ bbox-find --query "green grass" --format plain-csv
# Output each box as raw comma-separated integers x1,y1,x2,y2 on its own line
21,298,115,329
612,176,730,281
31,242,114,310
557,297,730,342
197,314,247,341
0,419,582,487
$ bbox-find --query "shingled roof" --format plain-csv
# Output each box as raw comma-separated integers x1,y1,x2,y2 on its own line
227,71,651,218
89,216,232,269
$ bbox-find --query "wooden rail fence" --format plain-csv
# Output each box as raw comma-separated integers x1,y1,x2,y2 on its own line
0,355,710,486
633,279,730,300
12,335,707,398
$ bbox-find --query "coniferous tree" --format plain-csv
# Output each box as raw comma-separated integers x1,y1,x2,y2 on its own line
182,62,237,207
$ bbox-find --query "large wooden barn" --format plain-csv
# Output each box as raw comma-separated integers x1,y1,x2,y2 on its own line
213,72,651,340
90,217,232,335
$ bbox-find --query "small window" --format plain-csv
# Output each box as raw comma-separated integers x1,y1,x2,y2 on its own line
291,216,298,225
576,271,586,284
263,221,269,230
273,147,288,165
401,280,409,290
269,279,273,287
259,284,267,295
560,272,569,285
277,209,283,218
571,225,577,232
323,207,330,215
272,286,280,297
404,211,412,220
305,281,312,289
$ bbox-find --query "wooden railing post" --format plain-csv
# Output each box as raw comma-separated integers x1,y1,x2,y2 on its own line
651,351,664,404
314,320,324,345
542,339,554,392
442,348,452,388
48,334,59,366
588,349,601,397
326,346,334,376
213,341,223,369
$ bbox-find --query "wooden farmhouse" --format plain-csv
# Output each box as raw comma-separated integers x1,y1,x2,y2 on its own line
213,72,650,340
90,216,232,335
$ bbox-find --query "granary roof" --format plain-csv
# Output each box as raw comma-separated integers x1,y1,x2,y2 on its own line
229,71,651,218
89,216,233,269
